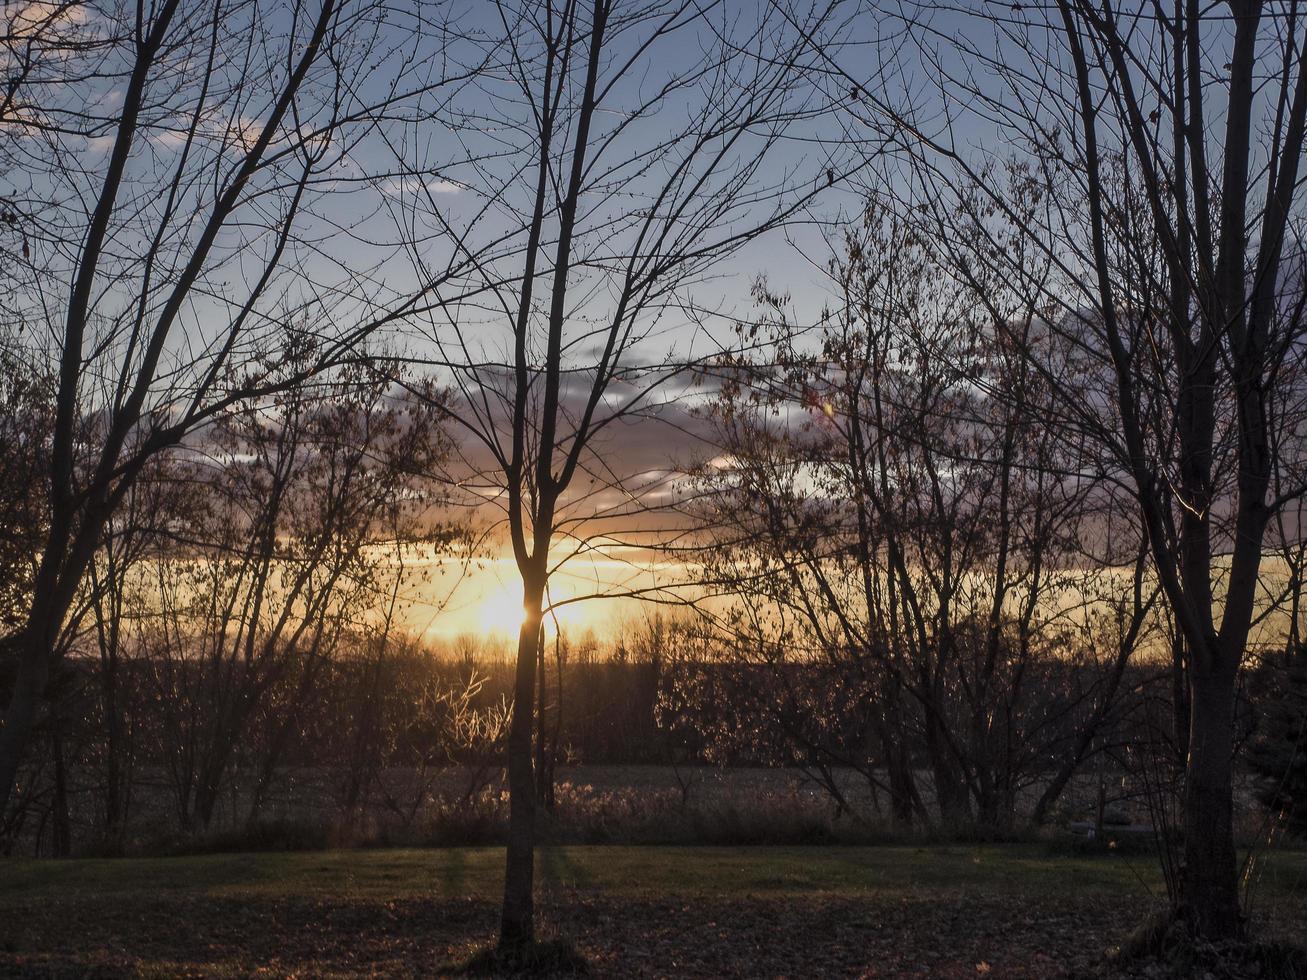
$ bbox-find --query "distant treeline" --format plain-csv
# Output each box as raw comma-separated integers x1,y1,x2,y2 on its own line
4,612,1298,857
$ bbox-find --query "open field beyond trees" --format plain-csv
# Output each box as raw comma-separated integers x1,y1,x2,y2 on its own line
2,845,1306,978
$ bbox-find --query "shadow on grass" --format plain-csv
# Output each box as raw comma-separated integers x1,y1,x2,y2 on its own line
436,845,470,899
449,937,589,977
538,847,592,892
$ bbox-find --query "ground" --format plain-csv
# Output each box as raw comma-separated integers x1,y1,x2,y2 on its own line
1,845,1305,978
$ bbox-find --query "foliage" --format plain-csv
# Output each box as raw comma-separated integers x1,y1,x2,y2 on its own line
1249,652,1307,838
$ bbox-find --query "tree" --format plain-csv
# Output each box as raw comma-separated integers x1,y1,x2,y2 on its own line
0,338,52,638
85,452,188,844
139,355,451,831
2,1,112,315
0,0,483,816
397,0,854,948
684,199,1151,833
1248,646,1307,838
828,0,1307,938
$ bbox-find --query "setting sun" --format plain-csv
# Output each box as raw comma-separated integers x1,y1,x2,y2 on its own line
476,582,529,635
473,577,594,639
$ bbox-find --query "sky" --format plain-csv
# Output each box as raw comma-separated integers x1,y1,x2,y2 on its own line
1,0,875,641
344,1,874,635
9,0,1280,644
387,554,678,641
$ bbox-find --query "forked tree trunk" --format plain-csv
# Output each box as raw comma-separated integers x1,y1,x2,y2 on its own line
876,694,920,831
925,715,970,828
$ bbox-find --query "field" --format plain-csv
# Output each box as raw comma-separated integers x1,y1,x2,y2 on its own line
2,845,1306,978
67,762,1184,856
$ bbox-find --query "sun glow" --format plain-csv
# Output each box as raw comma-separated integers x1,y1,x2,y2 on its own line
407,556,672,641
477,583,530,635
475,579,593,637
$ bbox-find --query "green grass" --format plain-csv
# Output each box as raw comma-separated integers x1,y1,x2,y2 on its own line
4,843,1305,905
3,846,1305,977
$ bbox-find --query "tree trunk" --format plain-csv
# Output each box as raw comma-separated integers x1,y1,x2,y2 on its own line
50,718,71,858
880,718,919,831
534,623,551,808
0,642,49,821
193,731,238,832
925,713,970,828
1179,658,1242,938
193,770,222,832
501,578,544,948
102,663,124,840
1172,628,1191,765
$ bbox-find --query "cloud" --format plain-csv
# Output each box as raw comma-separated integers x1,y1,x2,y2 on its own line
8,1,90,37
379,175,464,198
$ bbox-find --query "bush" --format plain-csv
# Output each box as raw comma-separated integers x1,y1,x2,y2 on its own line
1100,910,1307,980
1249,653,1307,838
172,818,331,855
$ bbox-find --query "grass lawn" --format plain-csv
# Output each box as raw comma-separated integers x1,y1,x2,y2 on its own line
1,845,1305,977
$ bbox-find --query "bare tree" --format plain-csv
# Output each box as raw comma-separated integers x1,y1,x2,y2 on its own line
390,0,856,949
815,0,1307,939
0,0,486,816
0,336,52,639
84,453,189,843
334,636,510,840
138,355,450,831
684,199,1153,832
2,1,114,313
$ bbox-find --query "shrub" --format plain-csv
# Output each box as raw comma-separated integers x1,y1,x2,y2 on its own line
1249,655,1307,838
